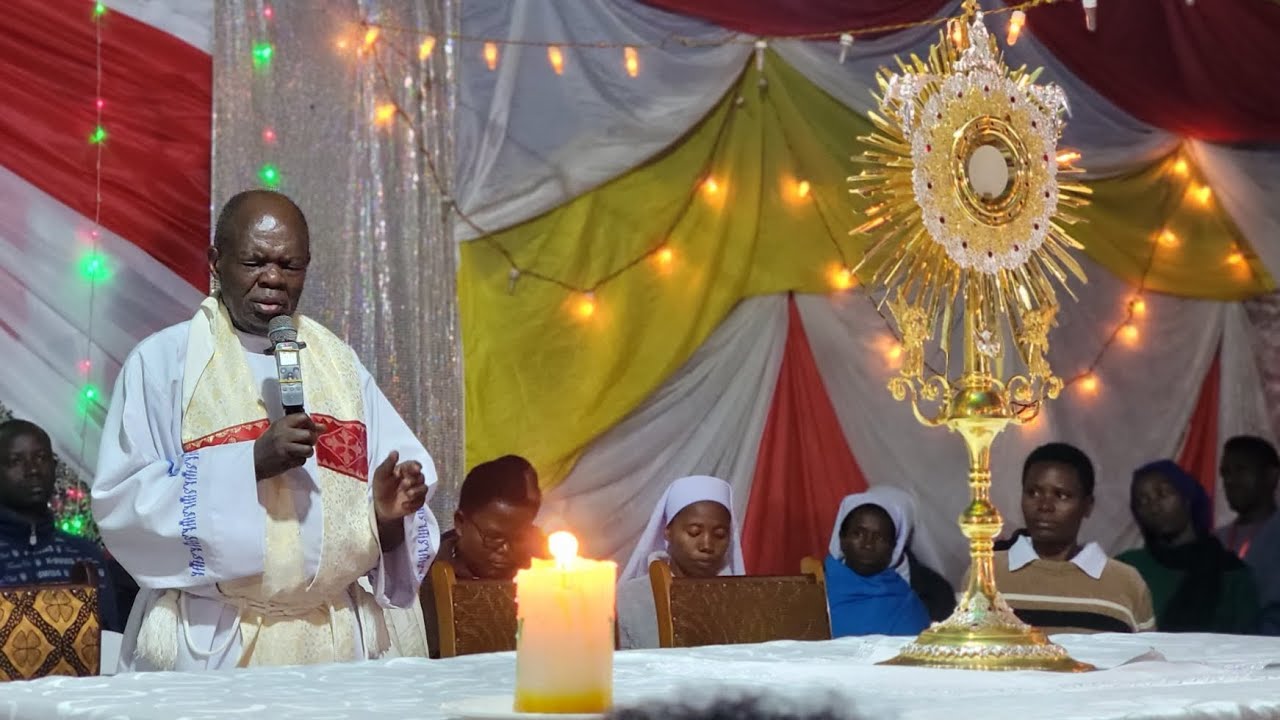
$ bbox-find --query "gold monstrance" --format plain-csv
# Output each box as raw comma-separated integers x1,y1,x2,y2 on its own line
851,4,1093,671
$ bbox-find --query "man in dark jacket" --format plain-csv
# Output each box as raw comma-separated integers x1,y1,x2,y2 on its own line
0,419,119,631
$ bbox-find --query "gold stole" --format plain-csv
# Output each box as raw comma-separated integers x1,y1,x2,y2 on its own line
181,297,380,667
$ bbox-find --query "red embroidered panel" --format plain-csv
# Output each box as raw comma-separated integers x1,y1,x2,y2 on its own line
181,414,368,482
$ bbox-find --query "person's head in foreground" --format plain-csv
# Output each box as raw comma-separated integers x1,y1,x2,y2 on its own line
453,456,542,579
0,420,55,520
1219,435,1279,525
823,487,929,637
607,695,855,720
620,475,744,583
209,189,311,337
1021,442,1095,560
1131,460,1210,550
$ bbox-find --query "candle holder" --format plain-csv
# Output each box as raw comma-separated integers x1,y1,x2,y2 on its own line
514,532,616,713
849,2,1093,672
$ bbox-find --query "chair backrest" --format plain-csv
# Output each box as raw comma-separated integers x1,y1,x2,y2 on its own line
648,561,831,649
428,562,517,658
0,561,101,680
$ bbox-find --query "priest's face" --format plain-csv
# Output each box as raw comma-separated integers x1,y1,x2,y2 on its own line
1021,461,1093,549
664,501,731,578
210,193,311,336
0,430,55,515
840,504,896,577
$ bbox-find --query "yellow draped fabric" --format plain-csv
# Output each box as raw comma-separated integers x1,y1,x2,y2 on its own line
459,55,1273,488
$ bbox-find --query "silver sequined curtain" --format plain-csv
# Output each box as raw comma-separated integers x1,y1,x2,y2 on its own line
213,0,462,521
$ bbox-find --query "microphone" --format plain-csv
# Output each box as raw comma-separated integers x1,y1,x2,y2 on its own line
267,315,306,414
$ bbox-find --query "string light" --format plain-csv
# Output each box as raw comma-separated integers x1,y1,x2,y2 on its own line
78,252,111,283
795,179,812,199
829,266,855,291
419,36,436,60
655,246,675,268
1006,10,1026,45
702,178,720,196
1079,372,1099,394
548,46,565,75
1130,296,1146,317
1191,184,1213,206
88,125,107,144
252,41,274,68
374,103,397,126
886,342,903,364
92,1,105,18
263,5,274,20
1172,158,1189,177
624,47,639,77
95,97,105,111
484,42,499,70
363,26,380,49
575,292,597,319
262,127,277,144
1120,323,1139,345
1226,249,1244,266
838,33,854,64
1157,228,1179,248
258,163,281,189
77,359,92,376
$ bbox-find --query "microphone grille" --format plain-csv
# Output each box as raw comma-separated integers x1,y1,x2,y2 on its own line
267,315,297,344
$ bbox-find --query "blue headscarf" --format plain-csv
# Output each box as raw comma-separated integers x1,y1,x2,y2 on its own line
1131,459,1212,538
823,492,929,638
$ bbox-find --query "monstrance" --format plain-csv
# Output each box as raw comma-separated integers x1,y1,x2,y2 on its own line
850,3,1092,671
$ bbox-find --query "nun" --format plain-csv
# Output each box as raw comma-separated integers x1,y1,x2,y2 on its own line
616,476,745,649
824,488,930,637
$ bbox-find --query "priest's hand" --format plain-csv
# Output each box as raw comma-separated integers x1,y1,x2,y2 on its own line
254,413,318,480
373,451,428,551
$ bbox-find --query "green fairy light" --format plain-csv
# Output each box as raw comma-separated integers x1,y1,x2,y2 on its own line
78,252,111,283
258,163,281,188
252,41,274,68
92,1,106,18
89,125,107,144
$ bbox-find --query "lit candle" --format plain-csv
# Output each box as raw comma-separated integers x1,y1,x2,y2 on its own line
514,532,616,714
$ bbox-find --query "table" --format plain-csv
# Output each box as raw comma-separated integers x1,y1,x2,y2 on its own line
1,633,1278,719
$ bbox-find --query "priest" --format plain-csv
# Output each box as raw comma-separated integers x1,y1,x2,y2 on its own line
92,190,439,670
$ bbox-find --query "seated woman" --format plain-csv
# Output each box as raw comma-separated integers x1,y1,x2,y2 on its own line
1118,460,1259,634
824,488,929,637
616,475,745,649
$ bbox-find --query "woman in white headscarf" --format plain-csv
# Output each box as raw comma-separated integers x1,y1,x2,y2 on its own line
616,476,745,649
823,487,929,637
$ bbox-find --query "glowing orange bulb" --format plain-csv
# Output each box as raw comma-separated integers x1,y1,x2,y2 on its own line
1120,323,1139,345
374,103,396,126
655,246,674,267
419,36,436,60
363,27,380,48
829,266,854,291
1192,184,1213,206
1079,373,1099,394
1006,10,1026,45
1131,297,1146,317
484,42,499,70
702,178,720,196
548,46,565,75
796,180,811,199
1172,158,1189,177
624,47,639,77
887,344,903,363
575,293,596,319
1227,250,1244,266
336,37,350,51
1157,229,1179,248
548,531,579,565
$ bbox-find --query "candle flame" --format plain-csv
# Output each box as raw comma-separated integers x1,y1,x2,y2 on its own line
548,531,578,565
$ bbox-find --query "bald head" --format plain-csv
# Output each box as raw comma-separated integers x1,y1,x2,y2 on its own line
209,190,311,335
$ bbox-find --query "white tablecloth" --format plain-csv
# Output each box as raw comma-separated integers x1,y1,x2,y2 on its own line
2,633,1279,719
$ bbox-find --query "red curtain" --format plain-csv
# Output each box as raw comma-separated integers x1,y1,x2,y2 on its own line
1015,0,1280,142
640,0,947,37
0,0,212,290
1176,349,1221,512
741,295,870,575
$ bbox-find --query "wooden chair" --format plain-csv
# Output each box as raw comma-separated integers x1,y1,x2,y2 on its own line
648,561,831,649
427,562,518,658
0,561,101,680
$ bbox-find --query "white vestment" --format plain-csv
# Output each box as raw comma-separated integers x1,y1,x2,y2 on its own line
92,319,439,671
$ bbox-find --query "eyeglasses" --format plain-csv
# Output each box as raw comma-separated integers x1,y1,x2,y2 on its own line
467,521,516,552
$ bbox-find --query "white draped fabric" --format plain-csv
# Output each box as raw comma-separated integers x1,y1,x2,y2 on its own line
3,634,1279,719
0,166,204,477
455,0,750,239
540,295,786,566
